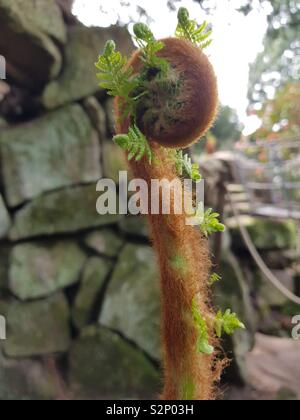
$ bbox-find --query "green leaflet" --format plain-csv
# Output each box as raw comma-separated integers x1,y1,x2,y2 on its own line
176,151,202,182
176,7,212,49
192,298,214,355
199,208,226,237
113,124,153,164
133,23,169,73
208,272,222,286
187,205,226,237
95,40,138,102
214,310,246,338
192,299,245,355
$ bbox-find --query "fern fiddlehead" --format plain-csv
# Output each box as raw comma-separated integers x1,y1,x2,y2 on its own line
95,7,244,400
176,7,213,49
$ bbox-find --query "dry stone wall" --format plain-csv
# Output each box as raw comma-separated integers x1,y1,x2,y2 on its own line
0,0,299,400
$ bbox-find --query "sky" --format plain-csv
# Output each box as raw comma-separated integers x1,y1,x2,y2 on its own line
73,0,269,134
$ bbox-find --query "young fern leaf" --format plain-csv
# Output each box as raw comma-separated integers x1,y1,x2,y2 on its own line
200,208,225,237
133,23,169,73
187,205,225,237
113,125,153,164
176,7,212,49
214,310,246,338
192,298,214,355
176,151,202,182
95,40,137,104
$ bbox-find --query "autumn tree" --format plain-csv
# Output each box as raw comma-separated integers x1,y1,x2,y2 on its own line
254,82,300,140
246,0,300,105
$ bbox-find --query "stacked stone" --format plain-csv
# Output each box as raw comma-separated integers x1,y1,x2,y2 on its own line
0,0,160,400
0,0,299,400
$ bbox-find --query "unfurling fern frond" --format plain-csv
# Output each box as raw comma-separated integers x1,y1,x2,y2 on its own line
176,7,212,49
214,310,246,338
133,23,169,73
187,205,225,236
200,208,226,237
113,124,153,164
176,150,202,182
95,40,138,101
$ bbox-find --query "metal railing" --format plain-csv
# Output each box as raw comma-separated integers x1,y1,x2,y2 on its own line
235,137,300,220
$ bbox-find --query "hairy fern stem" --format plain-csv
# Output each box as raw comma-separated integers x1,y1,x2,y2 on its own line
96,8,245,400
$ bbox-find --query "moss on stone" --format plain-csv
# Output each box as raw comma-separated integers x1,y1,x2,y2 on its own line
72,257,113,330
83,96,107,140
0,0,63,89
42,26,133,109
9,241,86,300
69,325,160,399
0,246,10,295
84,229,123,258
0,0,66,44
10,184,122,240
4,293,71,358
103,141,129,184
99,244,161,361
0,195,11,239
227,216,298,251
119,215,149,240
0,104,101,207
0,353,60,400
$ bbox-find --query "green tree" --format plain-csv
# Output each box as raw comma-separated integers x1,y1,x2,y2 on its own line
254,82,300,139
246,0,300,104
193,105,243,154
211,105,243,145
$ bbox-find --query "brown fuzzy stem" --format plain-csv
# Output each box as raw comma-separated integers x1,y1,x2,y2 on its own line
115,132,218,399
142,150,215,400
115,38,220,400
138,153,216,400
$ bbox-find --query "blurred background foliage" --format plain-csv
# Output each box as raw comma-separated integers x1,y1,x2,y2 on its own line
253,83,300,140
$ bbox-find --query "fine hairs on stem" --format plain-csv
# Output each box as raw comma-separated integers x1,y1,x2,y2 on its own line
95,7,245,400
